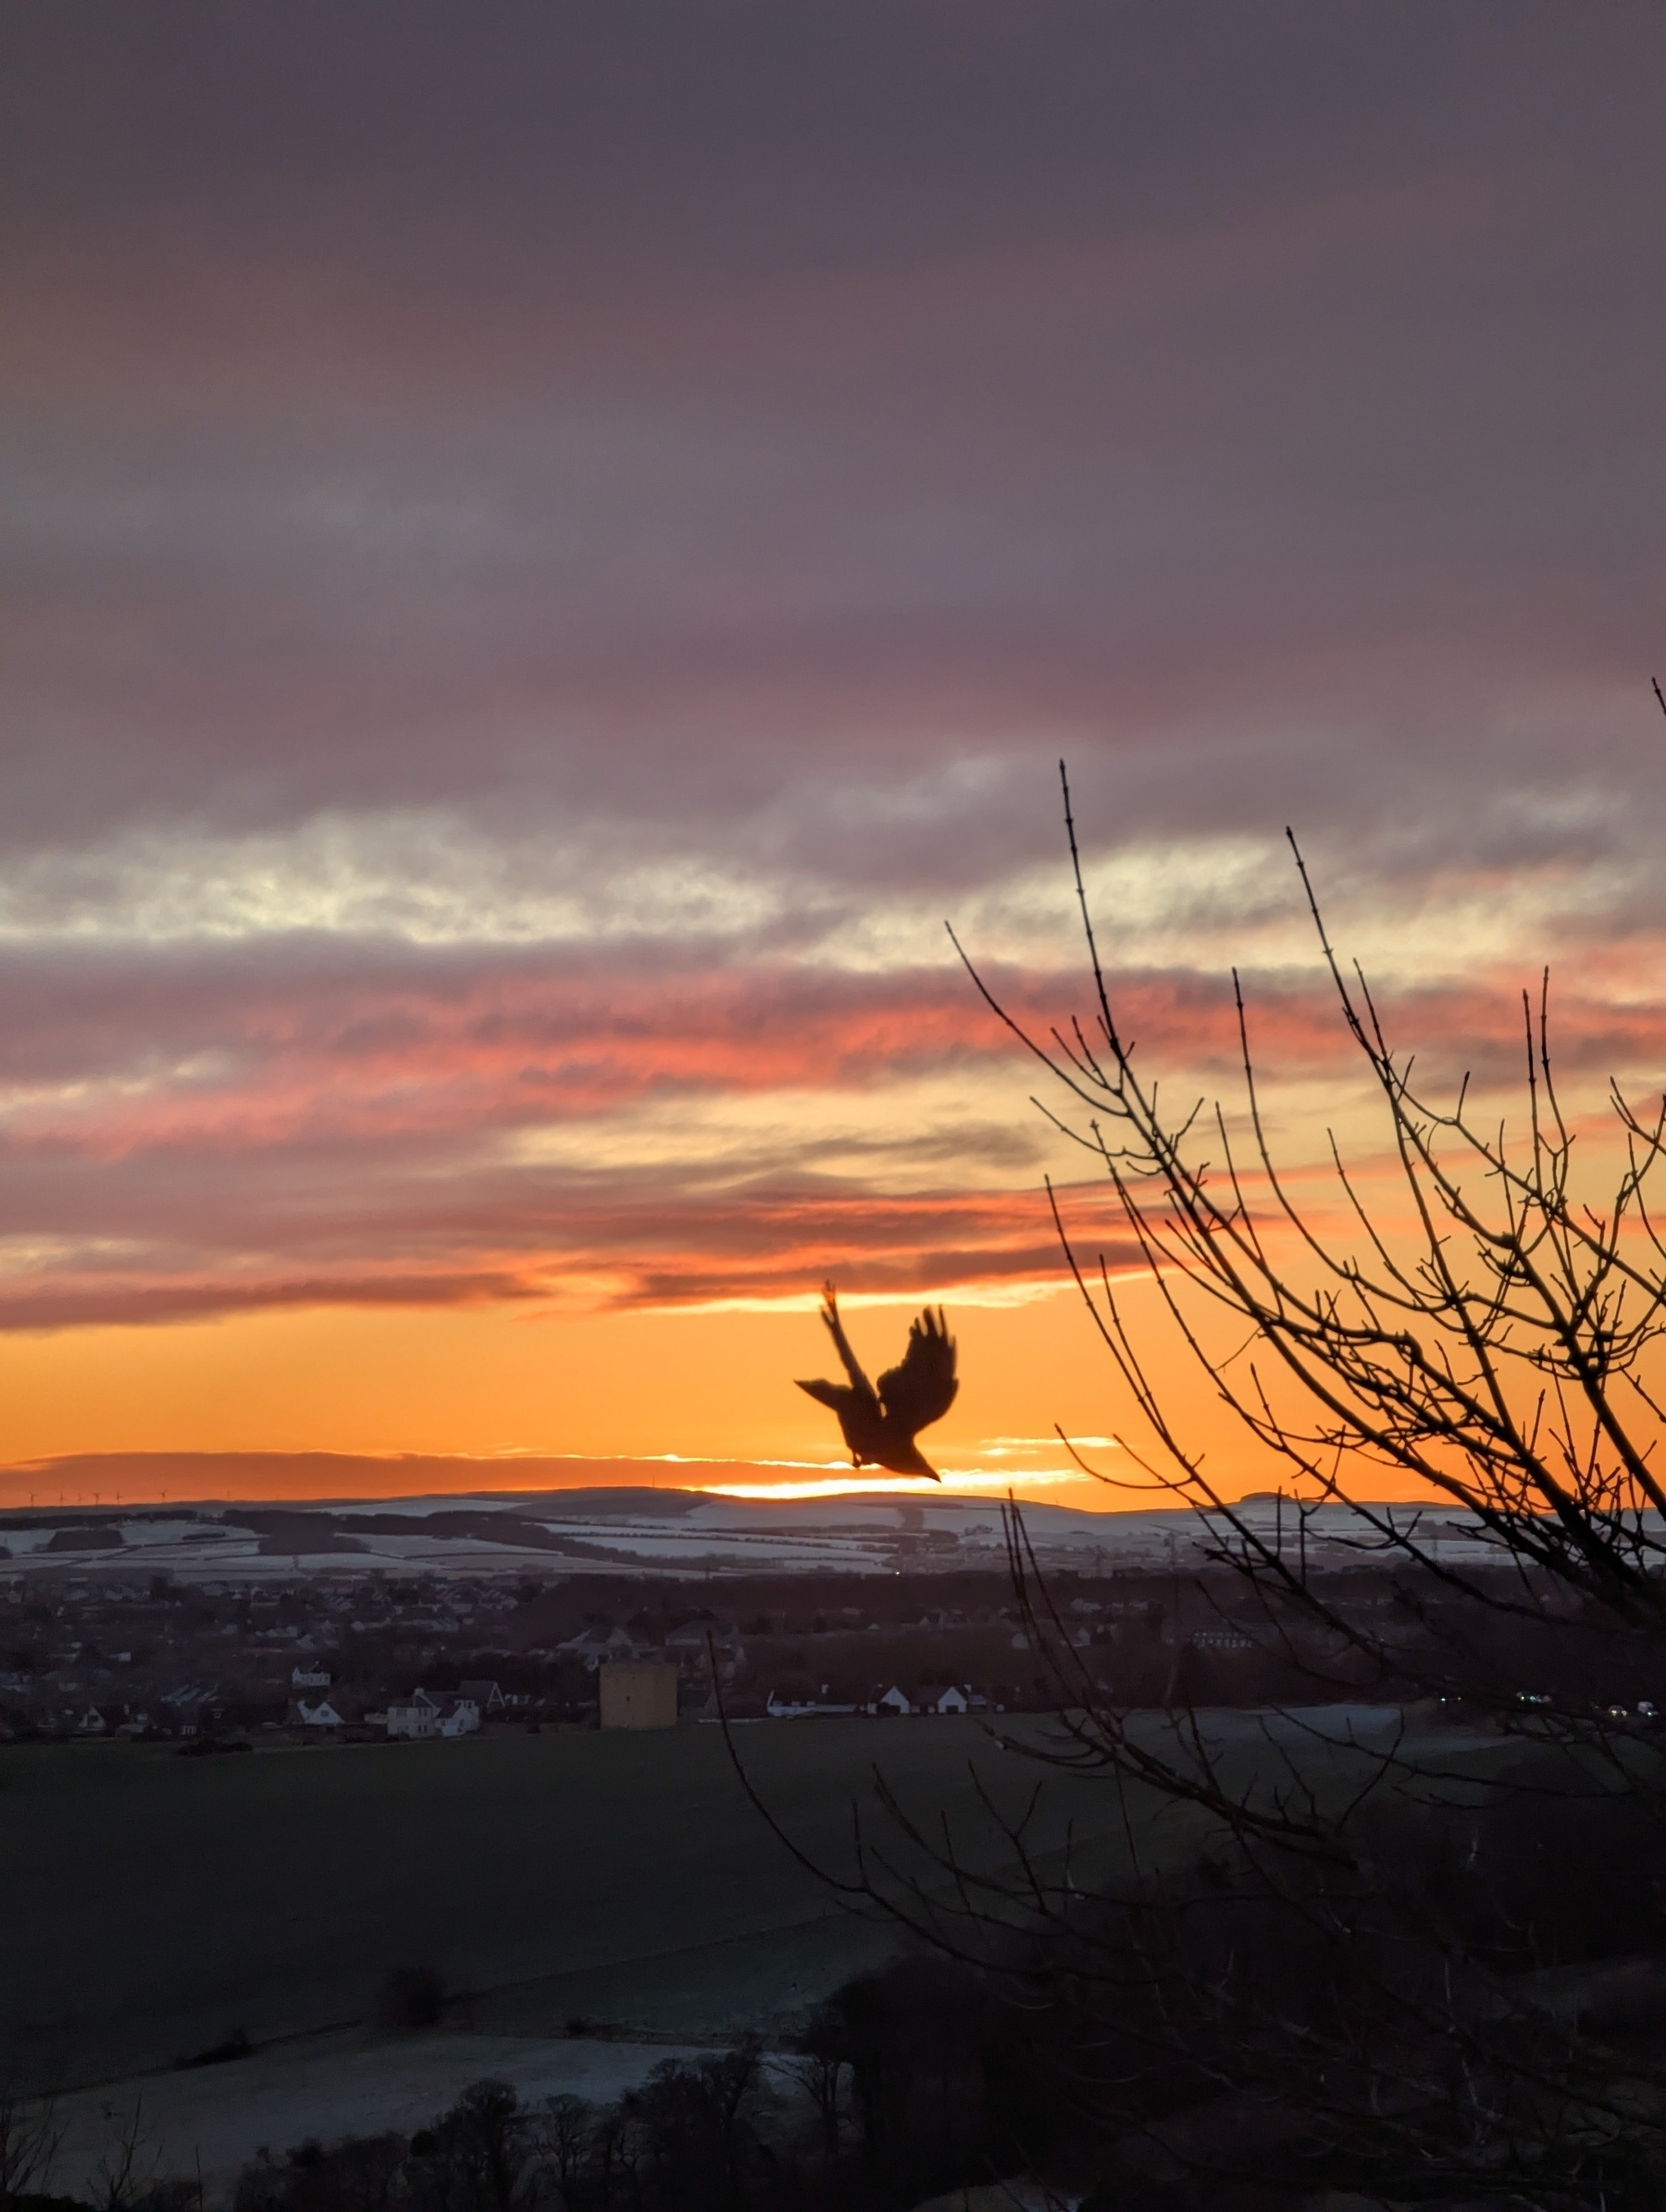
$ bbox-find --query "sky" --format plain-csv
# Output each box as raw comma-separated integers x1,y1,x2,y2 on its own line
4,3,1666,1503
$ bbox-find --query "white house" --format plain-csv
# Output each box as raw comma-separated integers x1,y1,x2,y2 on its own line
292,1664,332,1690
928,1684,970,1715
557,1624,652,1671
387,1689,479,1740
295,1697,345,1728
387,1688,441,1740
876,1685,914,1716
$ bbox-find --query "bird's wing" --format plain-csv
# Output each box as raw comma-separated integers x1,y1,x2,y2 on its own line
878,1307,958,1435
818,1283,877,1403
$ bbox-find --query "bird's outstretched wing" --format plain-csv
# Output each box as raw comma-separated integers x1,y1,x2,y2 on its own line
814,1282,877,1404
878,1307,958,1436
795,1286,877,1419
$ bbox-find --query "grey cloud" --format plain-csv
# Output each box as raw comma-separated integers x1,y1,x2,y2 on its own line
3,4,1664,880
6,4,1666,1331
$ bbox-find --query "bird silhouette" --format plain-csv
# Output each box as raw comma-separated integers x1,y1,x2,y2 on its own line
795,1282,958,1480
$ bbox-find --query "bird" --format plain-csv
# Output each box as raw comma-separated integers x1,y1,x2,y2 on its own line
795,1282,958,1480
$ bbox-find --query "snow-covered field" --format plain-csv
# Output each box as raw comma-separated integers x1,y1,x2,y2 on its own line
0,1487,1519,1582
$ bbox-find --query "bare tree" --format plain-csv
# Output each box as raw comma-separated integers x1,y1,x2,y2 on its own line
527,2095,592,2208
90,2094,160,2212
0,2083,62,2211
721,757,1666,2209
926,760,1666,2203
950,763,1666,1721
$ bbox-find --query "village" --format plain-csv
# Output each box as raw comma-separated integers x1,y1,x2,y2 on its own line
0,1561,1177,1746
0,1491,1496,1750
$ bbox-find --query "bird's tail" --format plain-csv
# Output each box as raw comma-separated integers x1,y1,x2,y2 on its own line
794,1377,848,1410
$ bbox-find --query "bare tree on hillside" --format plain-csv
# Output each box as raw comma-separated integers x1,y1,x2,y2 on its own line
951,764,1666,1728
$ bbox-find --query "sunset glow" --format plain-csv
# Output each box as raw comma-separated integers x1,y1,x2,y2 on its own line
703,1473,1080,1503
5,9,1664,1503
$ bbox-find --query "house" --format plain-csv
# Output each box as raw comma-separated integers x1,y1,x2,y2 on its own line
457,1678,504,1714
876,1685,914,1716
922,1684,970,1715
161,1683,220,1713
664,1622,745,1678
1190,1627,1256,1654
292,1664,332,1690
387,1688,442,1740
294,1696,345,1728
387,1689,479,1740
558,1624,653,1671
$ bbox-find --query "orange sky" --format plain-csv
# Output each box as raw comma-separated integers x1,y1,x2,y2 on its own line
0,1263,1471,1513
0,1283,1217,1510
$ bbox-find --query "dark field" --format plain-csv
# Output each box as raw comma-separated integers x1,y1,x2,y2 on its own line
0,1719,1153,2093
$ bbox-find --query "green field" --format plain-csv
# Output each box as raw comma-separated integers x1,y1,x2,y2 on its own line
0,1721,1162,2093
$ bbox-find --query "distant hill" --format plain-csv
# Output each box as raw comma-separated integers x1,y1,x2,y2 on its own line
0,1449,796,1510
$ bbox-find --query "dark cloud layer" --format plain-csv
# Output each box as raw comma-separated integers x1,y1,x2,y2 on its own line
3,5,1665,1330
